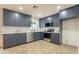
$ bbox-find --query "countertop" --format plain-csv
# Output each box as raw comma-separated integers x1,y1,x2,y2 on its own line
44,32,60,33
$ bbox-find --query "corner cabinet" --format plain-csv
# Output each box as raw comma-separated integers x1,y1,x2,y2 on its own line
3,9,31,27
33,32,43,41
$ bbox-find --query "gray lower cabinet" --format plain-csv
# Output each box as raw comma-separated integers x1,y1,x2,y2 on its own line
3,33,27,49
51,33,60,44
38,32,43,40
3,34,18,49
33,32,43,41
17,33,27,44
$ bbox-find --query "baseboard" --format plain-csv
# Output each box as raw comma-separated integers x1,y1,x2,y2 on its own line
62,43,78,48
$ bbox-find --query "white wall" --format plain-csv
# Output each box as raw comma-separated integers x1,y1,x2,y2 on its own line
62,18,79,47
78,47,79,53
0,9,3,47
31,17,39,29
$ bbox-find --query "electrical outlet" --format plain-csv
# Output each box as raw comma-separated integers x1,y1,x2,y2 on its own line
66,40,68,43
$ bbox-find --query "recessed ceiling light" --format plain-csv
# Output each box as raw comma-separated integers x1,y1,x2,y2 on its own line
57,6,61,9
19,6,23,10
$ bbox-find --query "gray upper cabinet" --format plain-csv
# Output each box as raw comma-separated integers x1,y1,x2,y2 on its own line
16,13,31,27
39,18,47,27
59,5,79,19
52,14,59,27
39,13,59,27
3,9,16,26
25,16,31,27
3,9,31,27
16,13,27,27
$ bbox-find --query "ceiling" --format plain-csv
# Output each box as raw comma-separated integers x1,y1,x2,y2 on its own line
0,4,76,18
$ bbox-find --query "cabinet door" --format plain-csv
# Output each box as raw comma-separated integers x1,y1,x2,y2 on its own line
33,32,42,41
16,13,31,27
59,5,79,19
39,18,47,28
25,16,31,27
33,32,43,41
3,34,17,49
3,9,16,26
16,13,26,27
51,33,60,44
33,32,39,41
10,34,17,46
39,32,43,40
3,34,12,48
17,33,26,44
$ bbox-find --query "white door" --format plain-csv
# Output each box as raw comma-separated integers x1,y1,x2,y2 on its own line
62,18,79,47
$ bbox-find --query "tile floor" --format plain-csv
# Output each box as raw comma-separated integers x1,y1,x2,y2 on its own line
0,40,78,54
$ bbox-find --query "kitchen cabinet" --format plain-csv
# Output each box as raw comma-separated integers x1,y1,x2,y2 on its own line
3,34,18,49
16,13,31,27
3,9,16,26
17,33,27,44
16,13,27,27
59,5,79,19
39,18,47,27
25,16,32,27
33,32,43,41
38,32,43,40
51,33,60,44
3,8,31,27
51,14,59,27
39,13,59,27
3,33,27,49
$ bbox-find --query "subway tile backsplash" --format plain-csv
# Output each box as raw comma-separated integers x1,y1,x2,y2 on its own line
2,26,60,34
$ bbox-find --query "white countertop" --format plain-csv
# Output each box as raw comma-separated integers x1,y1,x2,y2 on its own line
44,32,60,33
